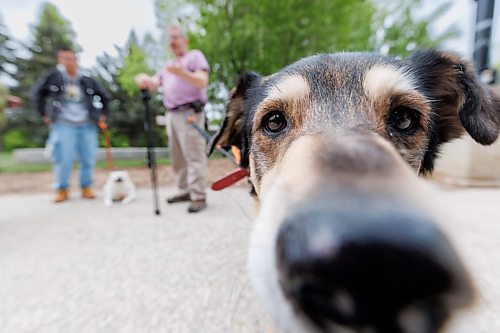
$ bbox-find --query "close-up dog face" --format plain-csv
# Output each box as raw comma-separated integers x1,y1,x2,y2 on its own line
209,50,500,333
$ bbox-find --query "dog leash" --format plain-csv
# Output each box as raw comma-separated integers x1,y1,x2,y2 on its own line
98,121,114,170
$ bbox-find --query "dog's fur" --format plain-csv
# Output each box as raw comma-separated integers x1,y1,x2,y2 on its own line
209,51,500,333
103,171,136,207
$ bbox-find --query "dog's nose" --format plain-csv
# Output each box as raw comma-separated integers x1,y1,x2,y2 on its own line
276,194,473,333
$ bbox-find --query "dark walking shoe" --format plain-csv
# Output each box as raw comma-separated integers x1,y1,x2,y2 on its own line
187,200,207,213
166,193,190,204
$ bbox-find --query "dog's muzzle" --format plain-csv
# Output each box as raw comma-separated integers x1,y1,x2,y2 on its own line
276,192,472,333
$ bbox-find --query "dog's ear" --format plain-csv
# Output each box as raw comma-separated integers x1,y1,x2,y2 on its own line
408,50,500,145
207,72,261,166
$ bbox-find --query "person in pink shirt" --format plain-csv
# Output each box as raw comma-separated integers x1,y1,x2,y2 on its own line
136,24,210,213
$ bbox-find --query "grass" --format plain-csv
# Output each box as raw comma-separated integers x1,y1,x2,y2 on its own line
0,151,225,173
0,152,51,173
0,151,172,173
96,157,172,169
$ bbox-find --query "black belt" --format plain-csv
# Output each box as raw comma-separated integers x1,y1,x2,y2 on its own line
170,101,205,113
169,103,191,112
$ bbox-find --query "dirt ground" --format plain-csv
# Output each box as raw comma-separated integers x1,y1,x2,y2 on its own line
0,158,243,195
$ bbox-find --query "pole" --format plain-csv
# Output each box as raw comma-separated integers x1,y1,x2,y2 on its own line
473,0,496,72
140,89,161,216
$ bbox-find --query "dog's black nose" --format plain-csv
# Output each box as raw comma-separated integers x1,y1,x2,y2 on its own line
276,194,472,333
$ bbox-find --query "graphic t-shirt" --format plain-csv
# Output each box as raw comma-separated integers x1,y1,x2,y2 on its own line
57,66,90,125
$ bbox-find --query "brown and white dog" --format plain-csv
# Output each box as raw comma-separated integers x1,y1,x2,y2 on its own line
209,50,500,333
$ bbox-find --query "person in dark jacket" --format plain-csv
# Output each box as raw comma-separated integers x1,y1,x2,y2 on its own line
32,47,110,203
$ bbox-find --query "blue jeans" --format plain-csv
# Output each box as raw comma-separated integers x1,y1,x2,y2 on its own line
47,123,98,190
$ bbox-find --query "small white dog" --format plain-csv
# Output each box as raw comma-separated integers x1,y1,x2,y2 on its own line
103,171,136,207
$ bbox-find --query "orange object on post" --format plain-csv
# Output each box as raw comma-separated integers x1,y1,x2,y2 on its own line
231,146,241,165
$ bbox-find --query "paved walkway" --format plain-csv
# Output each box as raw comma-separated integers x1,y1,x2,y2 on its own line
0,188,266,333
0,185,499,332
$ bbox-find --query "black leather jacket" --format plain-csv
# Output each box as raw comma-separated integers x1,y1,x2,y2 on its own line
31,68,110,124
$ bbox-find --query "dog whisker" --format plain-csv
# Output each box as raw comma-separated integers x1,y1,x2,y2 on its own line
229,278,252,330
222,191,254,225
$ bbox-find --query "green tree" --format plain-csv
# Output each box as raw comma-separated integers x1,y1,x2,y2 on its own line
188,0,376,87
0,15,19,152
154,0,198,58
155,0,194,31
375,0,458,57
156,0,457,87
0,14,17,81
13,2,80,101
94,31,166,147
154,0,457,126
118,33,154,97
142,32,164,71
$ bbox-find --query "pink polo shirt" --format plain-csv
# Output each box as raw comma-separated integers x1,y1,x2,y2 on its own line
156,49,210,110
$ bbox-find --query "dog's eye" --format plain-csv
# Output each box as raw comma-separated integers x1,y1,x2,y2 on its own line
262,110,287,134
387,106,420,134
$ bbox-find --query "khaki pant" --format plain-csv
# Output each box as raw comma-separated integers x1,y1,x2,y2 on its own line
166,108,207,201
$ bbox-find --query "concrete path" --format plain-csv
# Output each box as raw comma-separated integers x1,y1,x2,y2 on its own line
0,186,499,333
0,188,266,333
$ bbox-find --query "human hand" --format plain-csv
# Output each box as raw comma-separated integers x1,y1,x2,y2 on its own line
99,115,106,123
186,114,197,124
7,96,22,108
43,115,51,126
135,73,151,89
166,63,185,76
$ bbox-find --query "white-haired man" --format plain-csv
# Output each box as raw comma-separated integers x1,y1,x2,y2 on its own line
136,24,210,213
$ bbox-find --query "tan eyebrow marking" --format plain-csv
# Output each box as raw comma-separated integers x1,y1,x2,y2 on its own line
363,65,416,99
266,75,310,101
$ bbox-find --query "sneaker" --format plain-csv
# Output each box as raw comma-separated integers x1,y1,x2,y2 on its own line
54,189,69,203
81,187,95,199
166,193,190,204
187,199,207,213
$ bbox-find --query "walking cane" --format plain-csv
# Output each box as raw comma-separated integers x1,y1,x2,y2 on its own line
140,89,161,216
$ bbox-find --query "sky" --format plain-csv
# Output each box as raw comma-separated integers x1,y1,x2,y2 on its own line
0,0,499,69
1,0,160,68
